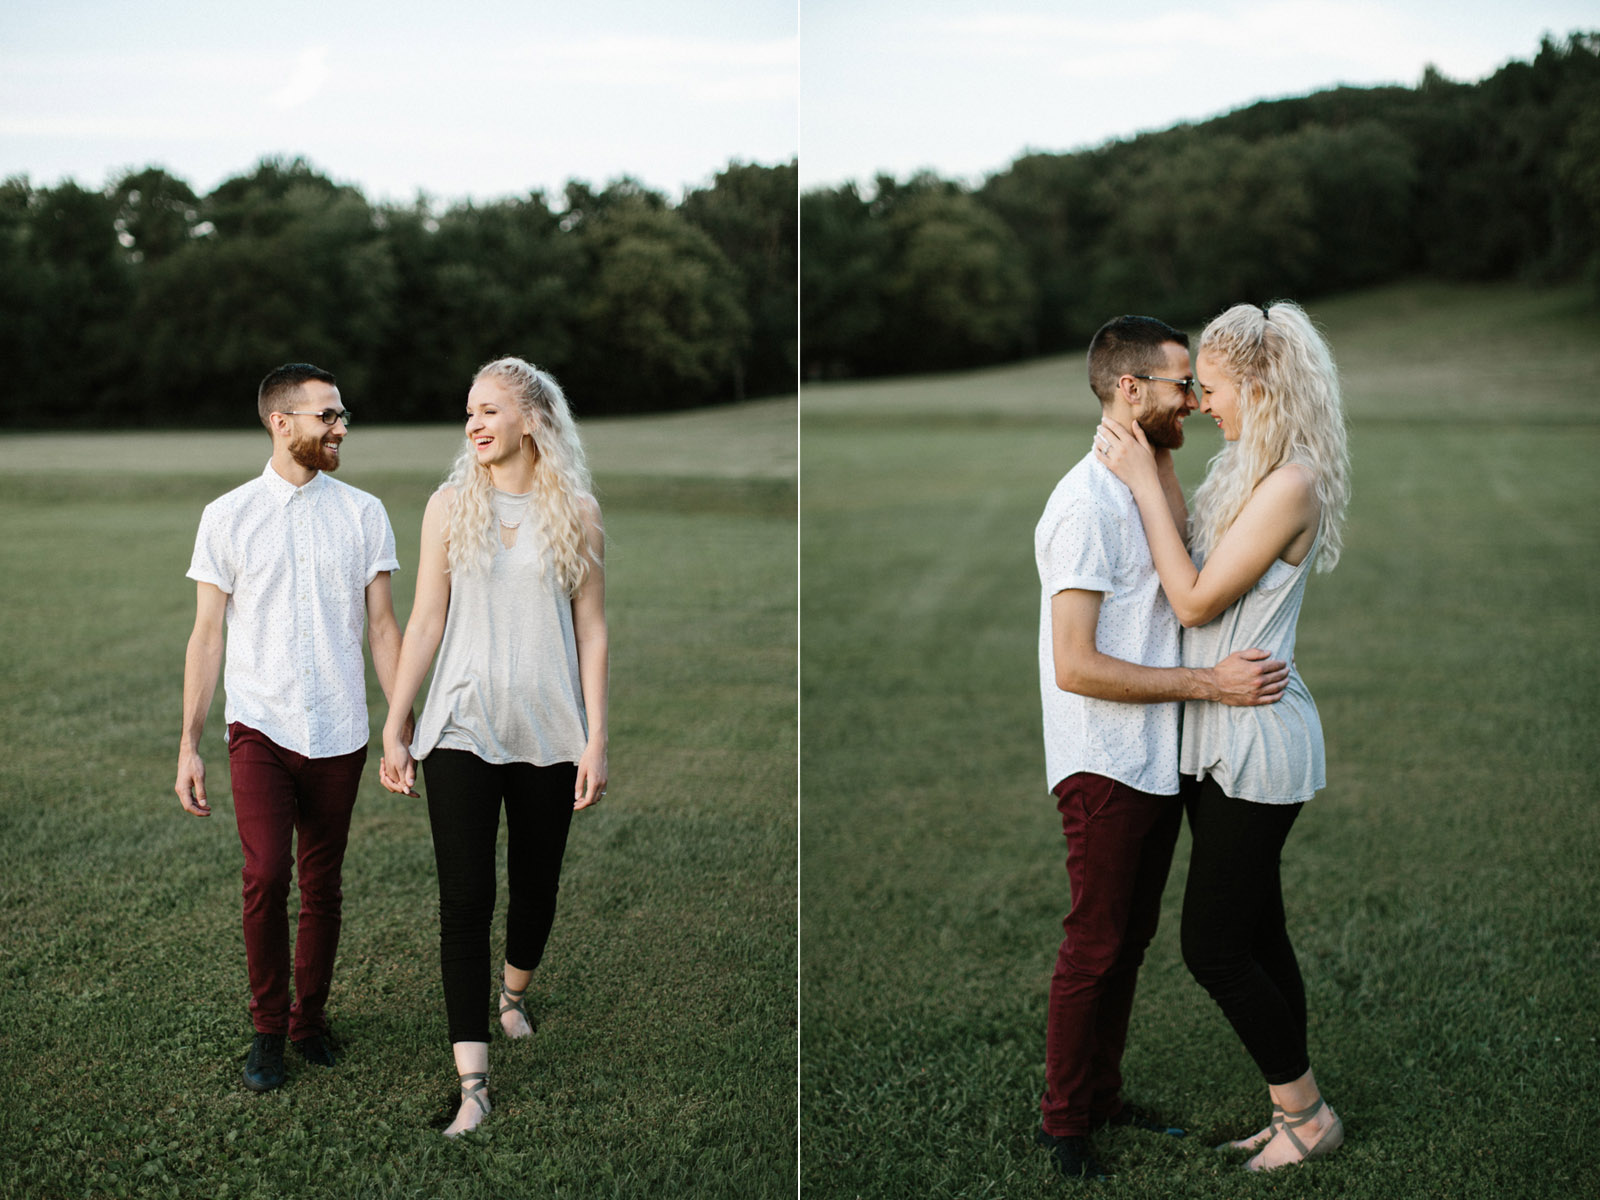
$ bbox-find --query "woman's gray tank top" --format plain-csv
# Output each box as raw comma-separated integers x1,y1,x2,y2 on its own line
411,489,588,765
1180,525,1326,804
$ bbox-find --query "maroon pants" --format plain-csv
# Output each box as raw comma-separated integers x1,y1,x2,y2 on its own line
227,723,366,1039
1041,773,1182,1136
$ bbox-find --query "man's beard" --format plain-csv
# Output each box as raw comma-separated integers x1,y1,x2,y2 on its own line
289,431,341,472
1138,406,1185,450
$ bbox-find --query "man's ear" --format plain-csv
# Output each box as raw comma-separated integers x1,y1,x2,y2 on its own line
1118,374,1143,410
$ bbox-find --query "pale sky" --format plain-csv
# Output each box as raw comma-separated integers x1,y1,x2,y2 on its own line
801,0,1598,190
0,0,798,205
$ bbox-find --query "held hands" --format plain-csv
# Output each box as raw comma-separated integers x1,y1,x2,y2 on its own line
1210,648,1289,706
175,749,211,816
1095,418,1160,493
378,721,419,797
573,741,608,811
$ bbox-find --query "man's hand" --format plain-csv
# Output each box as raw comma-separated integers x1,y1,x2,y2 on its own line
175,749,211,816
379,722,419,797
1208,648,1289,706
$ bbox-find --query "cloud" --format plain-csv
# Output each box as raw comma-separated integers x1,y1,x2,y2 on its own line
919,1,1473,84
484,34,797,91
268,44,331,110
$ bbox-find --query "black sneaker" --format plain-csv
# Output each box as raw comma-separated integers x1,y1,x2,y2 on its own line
292,1033,337,1068
1036,1129,1111,1181
242,1033,286,1092
1105,1103,1186,1137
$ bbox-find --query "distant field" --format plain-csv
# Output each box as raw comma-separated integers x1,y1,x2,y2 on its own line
0,396,798,480
800,282,1600,425
800,282,1599,1199
0,399,797,1199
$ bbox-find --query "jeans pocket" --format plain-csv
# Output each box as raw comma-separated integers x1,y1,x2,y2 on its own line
1081,776,1119,822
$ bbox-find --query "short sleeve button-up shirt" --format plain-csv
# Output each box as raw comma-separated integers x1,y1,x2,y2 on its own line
1035,447,1182,795
188,463,399,759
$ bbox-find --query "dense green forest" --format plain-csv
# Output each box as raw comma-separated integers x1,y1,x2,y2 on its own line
0,159,795,427
802,32,1600,379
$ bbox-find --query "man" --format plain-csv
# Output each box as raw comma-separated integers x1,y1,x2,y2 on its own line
1033,316,1288,1180
175,363,405,1092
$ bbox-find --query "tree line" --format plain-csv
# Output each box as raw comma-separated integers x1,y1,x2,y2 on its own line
802,32,1600,379
0,159,796,428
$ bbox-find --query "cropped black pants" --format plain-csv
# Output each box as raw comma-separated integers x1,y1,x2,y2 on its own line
421,749,577,1044
1181,774,1310,1085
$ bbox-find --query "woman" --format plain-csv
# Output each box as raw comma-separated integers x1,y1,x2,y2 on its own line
1095,301,1349,1172
379,356,609,1138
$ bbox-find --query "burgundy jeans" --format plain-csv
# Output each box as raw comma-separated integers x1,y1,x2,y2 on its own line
227,723,366,1039
1041,773,1182,1136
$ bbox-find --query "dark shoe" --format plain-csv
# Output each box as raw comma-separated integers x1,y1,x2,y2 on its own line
242,1033,286,1092
1036,1129,1111,1181
1105,1102,1186,1137
292,1033,337,1068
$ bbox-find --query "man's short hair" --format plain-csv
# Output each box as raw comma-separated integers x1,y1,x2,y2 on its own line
1086,316,1189,406
258,363,337,430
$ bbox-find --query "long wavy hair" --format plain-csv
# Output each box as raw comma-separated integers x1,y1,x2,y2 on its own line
1188,302,1350,572
441,357,598,595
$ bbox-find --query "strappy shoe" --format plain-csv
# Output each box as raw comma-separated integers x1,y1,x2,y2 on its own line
443,1071,490,1139
1244,1097,1343,1172
1215,1104,1283,1152
499,983,536,1039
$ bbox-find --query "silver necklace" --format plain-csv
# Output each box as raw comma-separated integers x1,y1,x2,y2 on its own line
492,489,532,531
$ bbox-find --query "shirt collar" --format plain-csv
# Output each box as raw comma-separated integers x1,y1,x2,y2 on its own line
260,461,328,505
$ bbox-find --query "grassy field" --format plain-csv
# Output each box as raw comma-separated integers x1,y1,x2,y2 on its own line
0,398,797,1199
799,282,1600,1198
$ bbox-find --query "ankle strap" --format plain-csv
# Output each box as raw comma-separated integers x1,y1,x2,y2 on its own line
1280,1096,1324,1126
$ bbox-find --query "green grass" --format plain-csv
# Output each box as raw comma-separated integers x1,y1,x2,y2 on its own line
799,282,1600,1198
0,399,797,1199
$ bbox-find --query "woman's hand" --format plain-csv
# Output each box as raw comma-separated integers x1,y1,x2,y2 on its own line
1095,417,1160,495
573,741,608,811
379,725,419,797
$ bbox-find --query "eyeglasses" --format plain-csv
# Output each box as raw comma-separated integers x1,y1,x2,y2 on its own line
280,408,354,426
1131,375,1200,402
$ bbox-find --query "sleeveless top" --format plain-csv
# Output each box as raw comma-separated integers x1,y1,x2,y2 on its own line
1179,523,1326,804
411,489,589,766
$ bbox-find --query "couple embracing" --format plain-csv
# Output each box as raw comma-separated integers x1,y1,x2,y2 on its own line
175,358,607,1138
1034,306,1349,1180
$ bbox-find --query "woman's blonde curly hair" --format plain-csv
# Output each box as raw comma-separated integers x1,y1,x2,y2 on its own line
1189,301,1350,572
441,357,599,595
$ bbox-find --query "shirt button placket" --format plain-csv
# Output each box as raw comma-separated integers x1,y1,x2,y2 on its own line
294,492,316,755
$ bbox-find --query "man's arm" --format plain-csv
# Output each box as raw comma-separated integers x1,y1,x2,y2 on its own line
365,570,401,700
364,571,412,743
1051,589,1286,705
175,582,228,816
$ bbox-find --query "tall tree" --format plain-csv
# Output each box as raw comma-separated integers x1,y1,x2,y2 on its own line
681,160,798,398
566,194,750,412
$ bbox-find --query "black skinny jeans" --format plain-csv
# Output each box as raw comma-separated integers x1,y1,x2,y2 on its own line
1180,774,1310,1085
421,749,577,1044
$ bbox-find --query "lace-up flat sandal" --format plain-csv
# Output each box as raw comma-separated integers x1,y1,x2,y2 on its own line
1245,1097,1344,1172
443,1072,490,1139
499,983,535,1038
